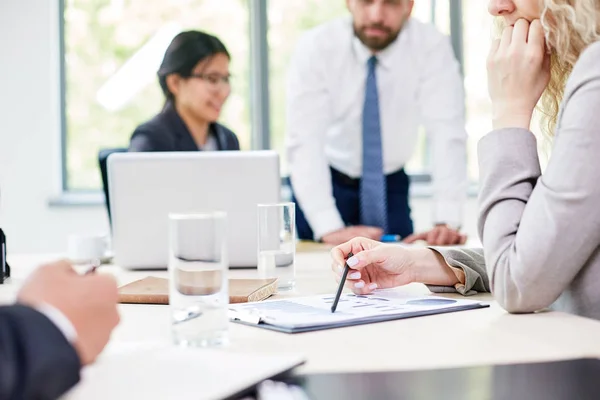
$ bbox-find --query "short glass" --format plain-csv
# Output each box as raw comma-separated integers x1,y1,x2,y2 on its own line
257,203,296,291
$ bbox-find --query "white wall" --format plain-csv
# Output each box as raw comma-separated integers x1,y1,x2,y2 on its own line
0,0,109,253
0,0,478,254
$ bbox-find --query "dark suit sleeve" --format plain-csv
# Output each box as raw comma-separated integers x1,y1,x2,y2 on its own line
129,128,163,152
0,305,81,400
221,125,240,150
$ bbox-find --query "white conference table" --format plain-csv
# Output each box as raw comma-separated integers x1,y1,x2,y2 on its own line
4,246,600,376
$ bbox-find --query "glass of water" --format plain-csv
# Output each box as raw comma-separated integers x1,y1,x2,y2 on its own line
168,212,228,347
257,202,296,291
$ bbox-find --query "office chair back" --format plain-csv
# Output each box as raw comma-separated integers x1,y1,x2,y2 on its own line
98,148,128,227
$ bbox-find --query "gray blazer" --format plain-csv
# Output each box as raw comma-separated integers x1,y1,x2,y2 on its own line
430,41,600,320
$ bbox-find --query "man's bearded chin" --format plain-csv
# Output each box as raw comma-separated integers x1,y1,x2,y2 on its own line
354,24,403,51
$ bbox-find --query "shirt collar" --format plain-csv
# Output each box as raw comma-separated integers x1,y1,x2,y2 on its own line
352,36,373,66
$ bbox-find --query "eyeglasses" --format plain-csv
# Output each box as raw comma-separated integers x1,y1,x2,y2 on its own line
188,73,231,89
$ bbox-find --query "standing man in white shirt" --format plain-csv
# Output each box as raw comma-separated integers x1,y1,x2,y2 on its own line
286,0,468,246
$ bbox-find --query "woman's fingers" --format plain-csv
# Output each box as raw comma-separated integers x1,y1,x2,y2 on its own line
527,20,547,62
332,262,362,280
349,281,379,295
511,19,529,47
333,271,366,290
331,261,342,276
527,19,545,47
489,38,501,55
345,247,387,271
332,263,377,294
330,237,379,267
348,271,361,280
499,25,514,52
331,242,354,267
331,260,362,277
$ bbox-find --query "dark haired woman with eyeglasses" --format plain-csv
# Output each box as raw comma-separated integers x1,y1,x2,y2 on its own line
129,30,239,152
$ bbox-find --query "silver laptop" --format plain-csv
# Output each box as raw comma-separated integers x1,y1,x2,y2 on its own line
108,151,280,269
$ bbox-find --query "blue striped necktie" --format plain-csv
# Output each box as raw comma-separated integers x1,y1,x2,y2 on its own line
360,56,388,232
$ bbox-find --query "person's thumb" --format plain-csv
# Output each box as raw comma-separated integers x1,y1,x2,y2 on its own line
345,248,385,270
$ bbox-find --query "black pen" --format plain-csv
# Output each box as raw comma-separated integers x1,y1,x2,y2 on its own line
331,252,353,313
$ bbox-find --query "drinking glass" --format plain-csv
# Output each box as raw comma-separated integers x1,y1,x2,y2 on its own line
169,212,228,347
257,203,296,291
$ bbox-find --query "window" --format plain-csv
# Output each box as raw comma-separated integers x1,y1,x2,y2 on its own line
462,0,494,181
266,0,348,176
61,0,472,192
403,0,451,177
62,0,250,190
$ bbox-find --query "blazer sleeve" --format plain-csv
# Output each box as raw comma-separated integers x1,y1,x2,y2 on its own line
0,305,81,400
217,124,240,150
426,247,491,296
230,132,240,151
128,128,163,152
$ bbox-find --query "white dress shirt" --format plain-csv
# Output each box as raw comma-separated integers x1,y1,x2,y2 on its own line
286,16,468,239
202,133,219,151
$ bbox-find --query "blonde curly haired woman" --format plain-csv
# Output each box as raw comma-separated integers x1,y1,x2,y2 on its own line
330,0,600,319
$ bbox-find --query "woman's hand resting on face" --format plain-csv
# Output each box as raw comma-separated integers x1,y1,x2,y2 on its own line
487,19,551,130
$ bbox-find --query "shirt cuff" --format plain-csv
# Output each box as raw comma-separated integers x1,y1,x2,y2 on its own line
307,207,346,241
36,303,78,343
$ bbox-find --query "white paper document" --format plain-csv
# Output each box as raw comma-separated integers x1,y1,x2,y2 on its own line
229,290,487,332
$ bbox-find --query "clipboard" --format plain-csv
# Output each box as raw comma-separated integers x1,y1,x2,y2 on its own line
229,292,489,334
118,276,278,304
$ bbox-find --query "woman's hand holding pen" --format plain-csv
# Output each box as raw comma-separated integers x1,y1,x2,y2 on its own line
331,238,415,294
330,238,460,295
487,18,550,130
